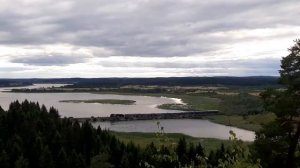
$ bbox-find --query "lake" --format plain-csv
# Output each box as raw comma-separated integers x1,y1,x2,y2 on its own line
93,119,255,141
0,84,183,118
0,84,255,141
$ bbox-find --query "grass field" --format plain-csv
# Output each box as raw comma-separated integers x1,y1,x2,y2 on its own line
111,131,236,153
157,103,197,111
176,94,221,110
205,113,276,131
132,93,221,111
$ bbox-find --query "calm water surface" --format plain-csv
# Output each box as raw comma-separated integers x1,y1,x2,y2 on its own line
0,84,255,141
0,84,182,118
93,119,255,141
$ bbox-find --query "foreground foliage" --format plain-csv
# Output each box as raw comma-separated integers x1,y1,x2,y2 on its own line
253,39,300,168
0,100,260,168
0,100,147,168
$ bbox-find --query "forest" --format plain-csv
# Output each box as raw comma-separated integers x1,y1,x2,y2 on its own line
0,76,278,88
0,100,262,168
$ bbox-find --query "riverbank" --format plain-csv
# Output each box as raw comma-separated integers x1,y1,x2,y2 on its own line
111,132,239,153
205,113,276,132
76,110,219,122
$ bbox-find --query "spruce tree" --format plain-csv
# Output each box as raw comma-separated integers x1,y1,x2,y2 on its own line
254,39,300,168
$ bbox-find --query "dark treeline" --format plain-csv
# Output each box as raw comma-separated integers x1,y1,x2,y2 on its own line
0,80,32,87
68,76,279,88
0,76,278,88
0,100,240,168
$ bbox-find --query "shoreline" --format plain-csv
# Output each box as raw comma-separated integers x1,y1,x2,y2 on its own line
74,110,220,122
5,86,269,132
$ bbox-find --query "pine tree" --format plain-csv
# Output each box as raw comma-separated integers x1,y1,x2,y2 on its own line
39,146,54,168
56,148,68,168
188,142,196,161
90,154,112,168
0,150,9,168
195,142,205,157
176,137,188,165
14,155,28,168
254,39,300,168
0,106,4,113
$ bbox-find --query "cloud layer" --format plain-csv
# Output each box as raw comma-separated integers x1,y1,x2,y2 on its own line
0,0,299,77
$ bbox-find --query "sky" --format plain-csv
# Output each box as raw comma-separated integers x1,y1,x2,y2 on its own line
0,0,299,78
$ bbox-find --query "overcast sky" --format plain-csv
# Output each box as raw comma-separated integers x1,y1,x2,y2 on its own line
0,0,299,78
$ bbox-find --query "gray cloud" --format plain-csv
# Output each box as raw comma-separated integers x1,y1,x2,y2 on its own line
0,0,299,57
0,66,32,72
0,0,298,77
98,57,280,70
11,53,87,66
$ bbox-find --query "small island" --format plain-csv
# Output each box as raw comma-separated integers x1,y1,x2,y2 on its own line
59,99,136,105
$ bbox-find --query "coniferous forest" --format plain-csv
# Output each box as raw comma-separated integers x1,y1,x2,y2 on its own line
0,98,269,168
0,100,239,168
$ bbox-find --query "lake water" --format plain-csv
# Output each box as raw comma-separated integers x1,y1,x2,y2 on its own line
0,84,255,141
0,84,182,118
93,119,255,141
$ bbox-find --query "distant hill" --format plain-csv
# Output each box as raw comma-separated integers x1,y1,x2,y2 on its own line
0,76,279,87
0,79,32,87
